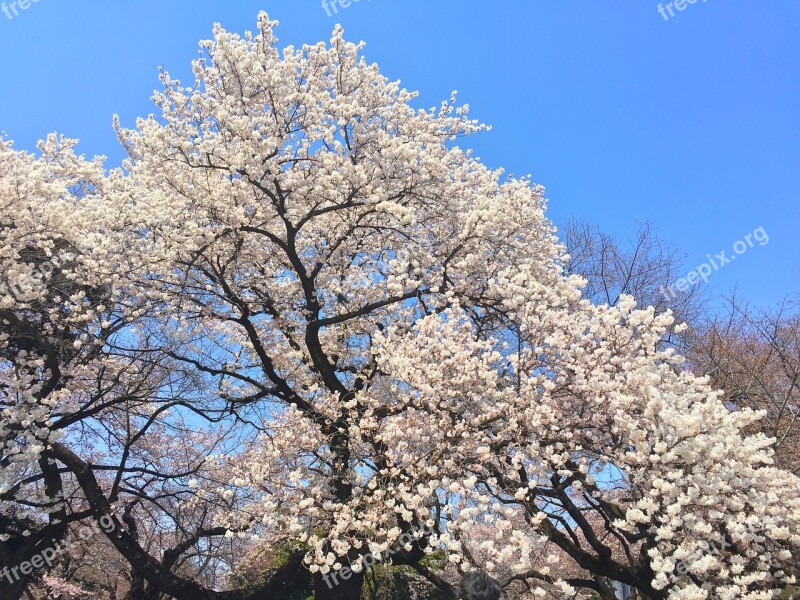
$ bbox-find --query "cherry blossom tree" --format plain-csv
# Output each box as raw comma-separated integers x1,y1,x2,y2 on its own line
0,134,121,599
3,13,800,600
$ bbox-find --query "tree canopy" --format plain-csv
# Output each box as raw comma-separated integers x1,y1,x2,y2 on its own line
1,14,799,600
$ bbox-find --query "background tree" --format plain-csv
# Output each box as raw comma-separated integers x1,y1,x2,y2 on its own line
688,295,800,475
560,218,704,345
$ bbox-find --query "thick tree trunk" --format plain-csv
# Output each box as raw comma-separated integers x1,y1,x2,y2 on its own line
1,576,30,600
314,568,365,600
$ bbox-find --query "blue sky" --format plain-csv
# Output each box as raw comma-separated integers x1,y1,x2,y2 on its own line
1,1,797,309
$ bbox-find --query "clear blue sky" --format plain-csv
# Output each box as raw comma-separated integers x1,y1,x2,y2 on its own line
1,1,797,309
